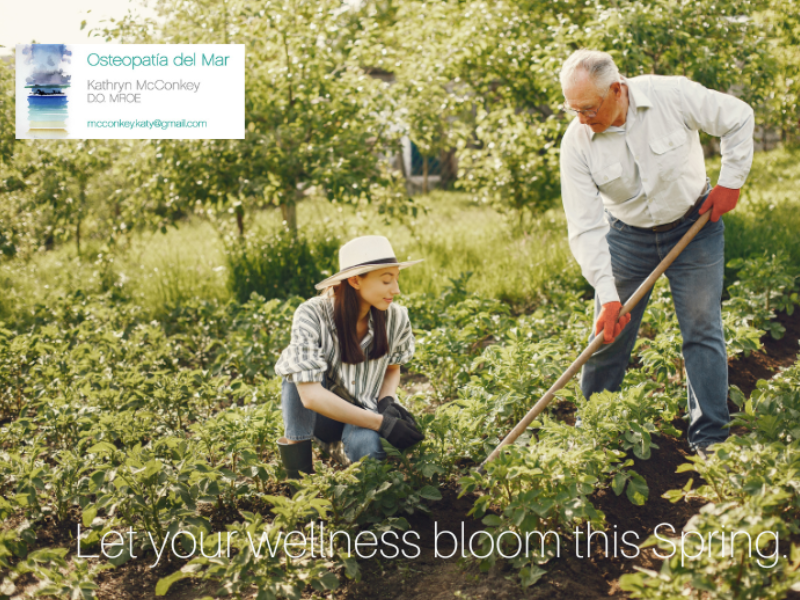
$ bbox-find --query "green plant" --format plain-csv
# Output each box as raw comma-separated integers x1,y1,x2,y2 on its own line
210,295,301,382
0,445,48,522
156,503,354,599
20,553,113,600
0,329,47,420
46,450,92,524
724,252,800,339
297,454,442,528
190,403,282,504
722,311,764,359
645,358,800,600
620,503,800,600
729,362,800,445
223,227,339,304
86,438,214,559
664,437,800,516
407,276,514,401
459,439,610,587
414,395,495,479
567,384,680,461
470,333,575,426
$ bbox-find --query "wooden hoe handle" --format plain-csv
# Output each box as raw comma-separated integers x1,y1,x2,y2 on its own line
476,210,711,473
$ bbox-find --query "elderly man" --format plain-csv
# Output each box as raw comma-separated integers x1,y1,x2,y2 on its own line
558,49,754,459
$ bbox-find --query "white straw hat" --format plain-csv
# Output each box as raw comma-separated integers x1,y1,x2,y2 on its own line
315,235,423,290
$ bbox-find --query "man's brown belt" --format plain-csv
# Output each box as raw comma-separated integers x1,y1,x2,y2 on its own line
649,193,707,233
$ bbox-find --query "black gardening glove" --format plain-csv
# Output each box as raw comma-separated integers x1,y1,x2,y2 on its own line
376,395,419,429
378,412,424,450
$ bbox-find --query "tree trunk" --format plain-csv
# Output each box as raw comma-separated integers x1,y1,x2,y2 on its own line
236,208,244,236
423,156,429,195
76,219,81,256
397,149,407,178
281,202,298,235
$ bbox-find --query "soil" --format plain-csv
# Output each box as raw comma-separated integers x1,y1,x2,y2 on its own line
727,309,800,398
5,310,798,600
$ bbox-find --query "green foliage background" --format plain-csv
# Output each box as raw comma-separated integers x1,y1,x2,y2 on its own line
1,0,799,263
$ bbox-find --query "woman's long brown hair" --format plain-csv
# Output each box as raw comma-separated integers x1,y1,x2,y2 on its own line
332,277,389,364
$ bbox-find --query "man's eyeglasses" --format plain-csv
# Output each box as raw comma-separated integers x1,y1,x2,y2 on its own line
562,90,608,118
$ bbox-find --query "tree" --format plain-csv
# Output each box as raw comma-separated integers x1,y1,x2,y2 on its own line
443,0,576,220
755,0,800,145
0,58,14,164
443,0,780,221
4,140,113,255
583,0,779,129
358,0,469,194
94,0,405,235
456,108,563,230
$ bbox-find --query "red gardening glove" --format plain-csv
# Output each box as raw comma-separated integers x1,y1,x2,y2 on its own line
595,301,631,344
698,185,739,222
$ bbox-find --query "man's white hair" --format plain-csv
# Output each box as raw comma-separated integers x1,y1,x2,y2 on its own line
559,49,620,93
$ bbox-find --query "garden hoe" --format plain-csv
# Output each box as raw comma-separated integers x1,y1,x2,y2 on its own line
471,209,712,478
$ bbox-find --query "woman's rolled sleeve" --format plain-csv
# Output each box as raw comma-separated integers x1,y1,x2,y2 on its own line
275,303,328,383
388,305,416,365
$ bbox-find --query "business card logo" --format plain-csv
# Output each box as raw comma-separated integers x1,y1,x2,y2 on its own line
20,44,71,139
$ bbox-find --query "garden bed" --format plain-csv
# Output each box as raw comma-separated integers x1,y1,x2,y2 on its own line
333,308,800,600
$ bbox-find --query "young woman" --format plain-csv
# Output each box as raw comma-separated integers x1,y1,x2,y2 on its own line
274,235,425,479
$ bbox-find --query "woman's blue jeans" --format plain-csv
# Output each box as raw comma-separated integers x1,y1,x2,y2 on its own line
280,378,386,462
579,195,730,451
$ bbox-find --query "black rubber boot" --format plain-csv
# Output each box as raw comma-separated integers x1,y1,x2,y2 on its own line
277,437,314,480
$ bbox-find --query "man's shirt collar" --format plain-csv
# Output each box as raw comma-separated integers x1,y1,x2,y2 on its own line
588,76,652,140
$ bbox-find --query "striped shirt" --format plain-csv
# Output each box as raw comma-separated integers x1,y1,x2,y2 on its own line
274,294,416,412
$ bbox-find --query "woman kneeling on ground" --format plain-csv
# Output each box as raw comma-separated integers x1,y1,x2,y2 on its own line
274,235,425,480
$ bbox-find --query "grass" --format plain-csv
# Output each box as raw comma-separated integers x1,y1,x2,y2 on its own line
0,219,231,325
706,147,800,283
1,146,799,327
0,191,576,324
277,191,578,303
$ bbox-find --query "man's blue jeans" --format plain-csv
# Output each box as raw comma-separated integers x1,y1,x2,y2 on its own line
281,378,386,462
579,196,730,451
